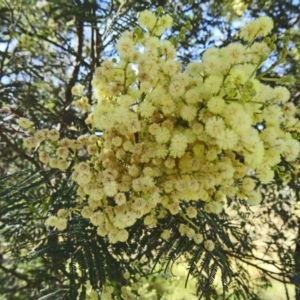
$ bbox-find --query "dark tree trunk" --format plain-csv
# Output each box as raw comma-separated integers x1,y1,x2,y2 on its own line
295,220,300,300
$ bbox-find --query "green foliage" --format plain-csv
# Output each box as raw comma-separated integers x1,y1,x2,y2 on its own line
1,168,296,299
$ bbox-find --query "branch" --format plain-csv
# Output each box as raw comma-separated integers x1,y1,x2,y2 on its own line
15,24,89,68
0,264,29,282
64,17,84,105
224,250,294,285
0,130,40,168
0,1,22,78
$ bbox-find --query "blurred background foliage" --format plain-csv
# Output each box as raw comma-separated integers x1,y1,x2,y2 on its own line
0,0,300,299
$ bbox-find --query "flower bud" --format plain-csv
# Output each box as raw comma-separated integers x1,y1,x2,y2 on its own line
156,6,164,15
279,76,295,85
271,35,277,42
282,35,290,44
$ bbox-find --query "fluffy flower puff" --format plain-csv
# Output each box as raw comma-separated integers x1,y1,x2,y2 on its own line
155,127,171,143
76,162,91,172
108,229,120,244
271,86,290,103
227,111,252,134
169,133,188,158
247,190,262,206
180,104,197,122
191,123,204,136
93,113,115,131
138,57,160,78
47,129,60,141
203,75,223,95
73,171,92,186
116,229,129,243
147,87,167,107
116,35,136,60
207,96,225,114
23,137,37,148
49,158,59,169
34,130,47,143
144,214,158,227
126,116,142,133
260,126,278,146
262,105,282,125
138,10,157,31
153,14,173,36
162,60,181,77
45,215,58,227
115,211,137,229
161,40,177,59
117,94,135,107
205,147,219,161
39,151,50,164
55,218,68,231
18,117,34,129
159,14,173,29
216,128,238,150
283,139,300,161
255,16,274,37
205,116,225,137
172,73,190,87
240,16,273,43
161,98,176,115
114,193,126,206
204,240,215,251
169,80,186,98
202,47,219,61
242,177,256,192
56,147,69,159
35,131,48,144
240,127,261,148
144,36,160,50
103,181,118,197
203,55,224,76
99,60,115,78
256,166,274,184
81,206,93,218
45,216,67,231
244,141,265,168
193,233,204,244
185,87,202,104
222,43,246,64
283,103,296,116
239,19,260,42
57,160,69,171
250,42,271,62
186,61,204,78
161,229,171,240
263,148,281,166
186,206,198,218
226,69,247,86
71,84,84,96
90,211,105,226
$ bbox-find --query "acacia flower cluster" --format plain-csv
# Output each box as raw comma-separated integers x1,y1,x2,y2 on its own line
20,10,300,246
